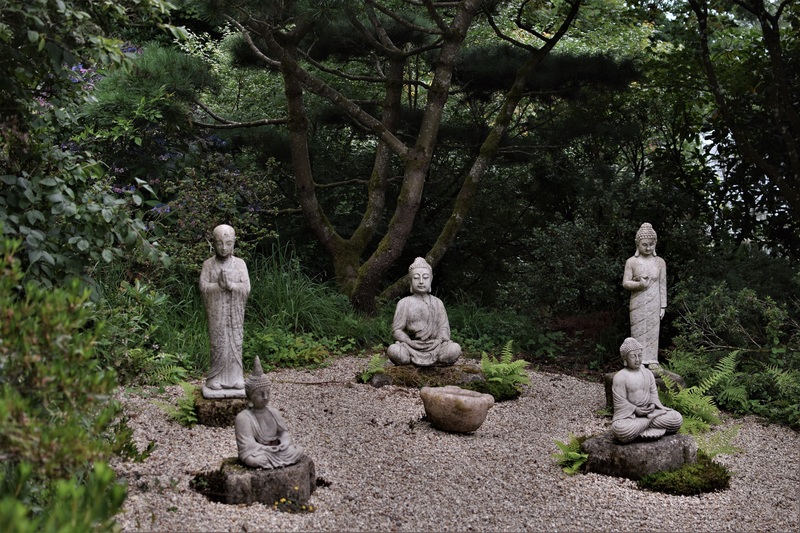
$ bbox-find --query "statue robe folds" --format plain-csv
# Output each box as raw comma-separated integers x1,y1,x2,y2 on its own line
611,367,682,443
200,256,250,389
389,295,460,367
235,407,304,469
625,256,666,365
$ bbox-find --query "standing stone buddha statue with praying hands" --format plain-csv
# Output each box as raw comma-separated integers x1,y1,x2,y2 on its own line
200,224,250,397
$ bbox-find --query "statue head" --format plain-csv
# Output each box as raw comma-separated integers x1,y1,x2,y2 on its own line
634,223,657,257
245,356,271,405
619,337,643,369
408,257,433,294
212,224,236,259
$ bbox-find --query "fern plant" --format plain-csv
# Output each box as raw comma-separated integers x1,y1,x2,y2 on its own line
552,434,589,475
481,341,531,389
661,351,738,434
695,424,743,458
156,382,198,427
359,354,388,383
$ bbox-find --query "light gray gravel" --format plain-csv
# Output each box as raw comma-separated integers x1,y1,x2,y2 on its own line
112,356,799,532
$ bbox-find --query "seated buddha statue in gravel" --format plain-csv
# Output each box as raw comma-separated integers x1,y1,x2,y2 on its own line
235,357,304,469
386,257,461,367
611,337,682,443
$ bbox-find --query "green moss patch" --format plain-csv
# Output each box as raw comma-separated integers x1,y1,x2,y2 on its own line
637,450,731,495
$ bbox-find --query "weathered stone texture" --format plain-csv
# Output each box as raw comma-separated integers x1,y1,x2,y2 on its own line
581,432,697,480
219,455,316,505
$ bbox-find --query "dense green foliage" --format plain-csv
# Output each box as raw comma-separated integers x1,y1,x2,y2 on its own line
1,0,799,525
659,352,738,435
0,238,148,528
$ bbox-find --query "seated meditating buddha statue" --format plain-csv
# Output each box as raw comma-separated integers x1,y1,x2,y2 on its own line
611,337,683,443
235,357,304,469
386,257,461,367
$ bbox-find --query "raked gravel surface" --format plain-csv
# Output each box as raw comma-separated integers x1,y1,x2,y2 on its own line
111,356,799,532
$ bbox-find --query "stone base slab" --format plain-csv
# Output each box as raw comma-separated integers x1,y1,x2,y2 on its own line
194,389,247,427
581,432,697,480
219,455,316,505
201,384,246,399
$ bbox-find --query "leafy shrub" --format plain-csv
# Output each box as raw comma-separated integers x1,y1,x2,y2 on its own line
448,296,542,355
244,328,331,370
93,278,192,385
0,462,127,533
0,237,148,527
668,281,800,428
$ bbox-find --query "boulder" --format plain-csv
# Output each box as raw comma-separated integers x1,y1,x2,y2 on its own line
219,455,316,506
194,388,247,427
420,385,494,433
581,432,697,480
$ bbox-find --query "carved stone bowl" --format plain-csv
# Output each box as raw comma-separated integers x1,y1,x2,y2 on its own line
419,385,494,433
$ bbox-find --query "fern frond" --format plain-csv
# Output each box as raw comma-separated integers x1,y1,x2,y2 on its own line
718,383,748,408
500,340,514,364
692,351,738,396
695,424,743,458
766,365,800,396
678,415,711,435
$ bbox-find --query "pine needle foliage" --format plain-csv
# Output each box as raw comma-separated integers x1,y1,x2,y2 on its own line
660,352,739,434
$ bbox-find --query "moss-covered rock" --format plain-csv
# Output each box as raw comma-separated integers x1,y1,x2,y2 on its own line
637,450,731,495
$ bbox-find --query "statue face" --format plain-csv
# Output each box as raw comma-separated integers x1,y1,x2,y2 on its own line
623,349,642,370
214,235,235,259
636,238,656,257
411,269,432,294
250,387,270,409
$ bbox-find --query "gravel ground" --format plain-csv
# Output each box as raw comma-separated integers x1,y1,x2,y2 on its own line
112,356,799,532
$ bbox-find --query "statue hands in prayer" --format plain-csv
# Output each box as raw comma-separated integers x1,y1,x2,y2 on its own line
236,357,304,469
386,257,461,367
611,338,682,443
200,225,250,392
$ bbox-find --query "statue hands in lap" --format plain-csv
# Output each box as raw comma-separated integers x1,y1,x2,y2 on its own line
386,257,461,367
201,224,250,392
236,357,304,469
622,223,666,367
611,337,682,443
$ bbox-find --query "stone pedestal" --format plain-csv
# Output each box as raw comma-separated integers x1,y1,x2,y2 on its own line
194,389,247,427
219,455,316,505
603,367,685,412
581,432,697,480
420,385,494,433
